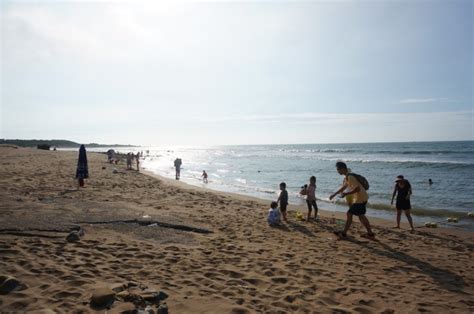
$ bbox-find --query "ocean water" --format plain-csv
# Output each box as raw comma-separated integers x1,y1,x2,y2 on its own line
98,141,474,230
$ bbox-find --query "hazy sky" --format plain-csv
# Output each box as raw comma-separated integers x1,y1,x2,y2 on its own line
1,0,473,145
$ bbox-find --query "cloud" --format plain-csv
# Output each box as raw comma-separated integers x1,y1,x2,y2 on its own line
399,98,439,104
186,110,473,126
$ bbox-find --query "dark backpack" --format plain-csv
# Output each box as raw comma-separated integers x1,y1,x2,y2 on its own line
348,173,370,190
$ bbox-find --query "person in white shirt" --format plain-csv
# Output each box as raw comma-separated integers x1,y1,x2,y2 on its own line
267,201,281,226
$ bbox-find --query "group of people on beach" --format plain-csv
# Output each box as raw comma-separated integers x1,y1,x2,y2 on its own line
126,152,141,171
268,161,415,239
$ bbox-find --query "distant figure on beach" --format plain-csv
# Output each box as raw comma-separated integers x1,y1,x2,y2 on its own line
428,178,433,185
106,149,116,163
300,176,318,221
330,162,375,239
202,170,208,183
174,158,182,180
391,175,414,231
76,145,89,187
135,153,140,171
126,153,133,170
277,182,289,222
267,201,281,226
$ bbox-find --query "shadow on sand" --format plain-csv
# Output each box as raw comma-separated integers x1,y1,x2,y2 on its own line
347,236,467,293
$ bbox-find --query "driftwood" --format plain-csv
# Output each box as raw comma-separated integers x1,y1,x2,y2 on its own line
0,231,64,238
75,219,212,234
0,225,81,239
0,220,212,239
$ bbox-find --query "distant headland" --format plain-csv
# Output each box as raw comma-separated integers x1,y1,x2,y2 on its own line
0,139,138,148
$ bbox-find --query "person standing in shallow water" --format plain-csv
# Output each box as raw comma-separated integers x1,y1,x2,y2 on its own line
135,153,140,171
174,158,182,180
126,153,132,170
300,176,318,221
76,145,89,187
330,161,375,239
391,175,414,231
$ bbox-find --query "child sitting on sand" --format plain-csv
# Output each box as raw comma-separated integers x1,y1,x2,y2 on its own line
267,201,281,226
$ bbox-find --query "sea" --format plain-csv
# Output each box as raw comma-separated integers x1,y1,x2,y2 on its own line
87,141,474,231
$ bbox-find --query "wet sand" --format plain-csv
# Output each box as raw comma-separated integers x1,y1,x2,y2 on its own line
0,147,473,313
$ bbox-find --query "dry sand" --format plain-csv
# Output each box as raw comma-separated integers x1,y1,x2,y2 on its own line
0,147,473,313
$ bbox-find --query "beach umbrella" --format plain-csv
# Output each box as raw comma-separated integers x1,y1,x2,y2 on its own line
76,145,89,186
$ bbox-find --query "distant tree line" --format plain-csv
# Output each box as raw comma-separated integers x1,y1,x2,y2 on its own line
0,139,137,148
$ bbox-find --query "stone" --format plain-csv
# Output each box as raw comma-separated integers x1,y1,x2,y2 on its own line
109,302,135,314
157,303,169,314
127,281,139,288
66,231,81,243
110,283,127,293
0,275,26,294
140,290,168,304
91,287,116,307
115,290,131,301
156,291,168,301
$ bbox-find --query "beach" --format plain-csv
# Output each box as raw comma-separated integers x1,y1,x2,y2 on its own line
1,146,473,313
138,142,474,227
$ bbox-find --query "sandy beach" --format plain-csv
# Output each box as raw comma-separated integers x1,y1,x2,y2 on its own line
0,146,473,313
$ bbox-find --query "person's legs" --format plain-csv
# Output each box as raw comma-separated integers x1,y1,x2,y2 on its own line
405,210,415,231
358,215,374,236
281,208,288,222
306,200,312,221
78,178,84,187
312,200,319,219
342,211,353,235
396,209,402,228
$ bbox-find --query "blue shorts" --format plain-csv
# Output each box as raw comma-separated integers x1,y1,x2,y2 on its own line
348,202,367,216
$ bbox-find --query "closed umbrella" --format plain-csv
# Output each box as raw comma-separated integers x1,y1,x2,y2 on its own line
76,145,89,187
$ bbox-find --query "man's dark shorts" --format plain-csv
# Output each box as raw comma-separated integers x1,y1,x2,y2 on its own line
348,202,367,216
280,204,287,212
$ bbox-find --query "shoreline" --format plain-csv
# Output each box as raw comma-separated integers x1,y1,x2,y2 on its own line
1,147,473,313
141,168,474,234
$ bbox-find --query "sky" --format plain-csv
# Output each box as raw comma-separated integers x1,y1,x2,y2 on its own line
1,0,473,146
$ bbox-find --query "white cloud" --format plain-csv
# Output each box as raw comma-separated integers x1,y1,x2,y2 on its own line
399,98,439,104
188,110,473,125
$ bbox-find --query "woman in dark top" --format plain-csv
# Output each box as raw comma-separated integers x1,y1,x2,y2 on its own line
391,175,414,231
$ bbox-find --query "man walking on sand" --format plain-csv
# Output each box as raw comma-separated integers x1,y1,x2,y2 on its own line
329,161,375,239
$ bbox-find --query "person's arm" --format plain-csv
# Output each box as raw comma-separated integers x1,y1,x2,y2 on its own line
341,185,359,197
391,185,398,204
329,183,347,200
277,194,281,204
407,186,412,200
